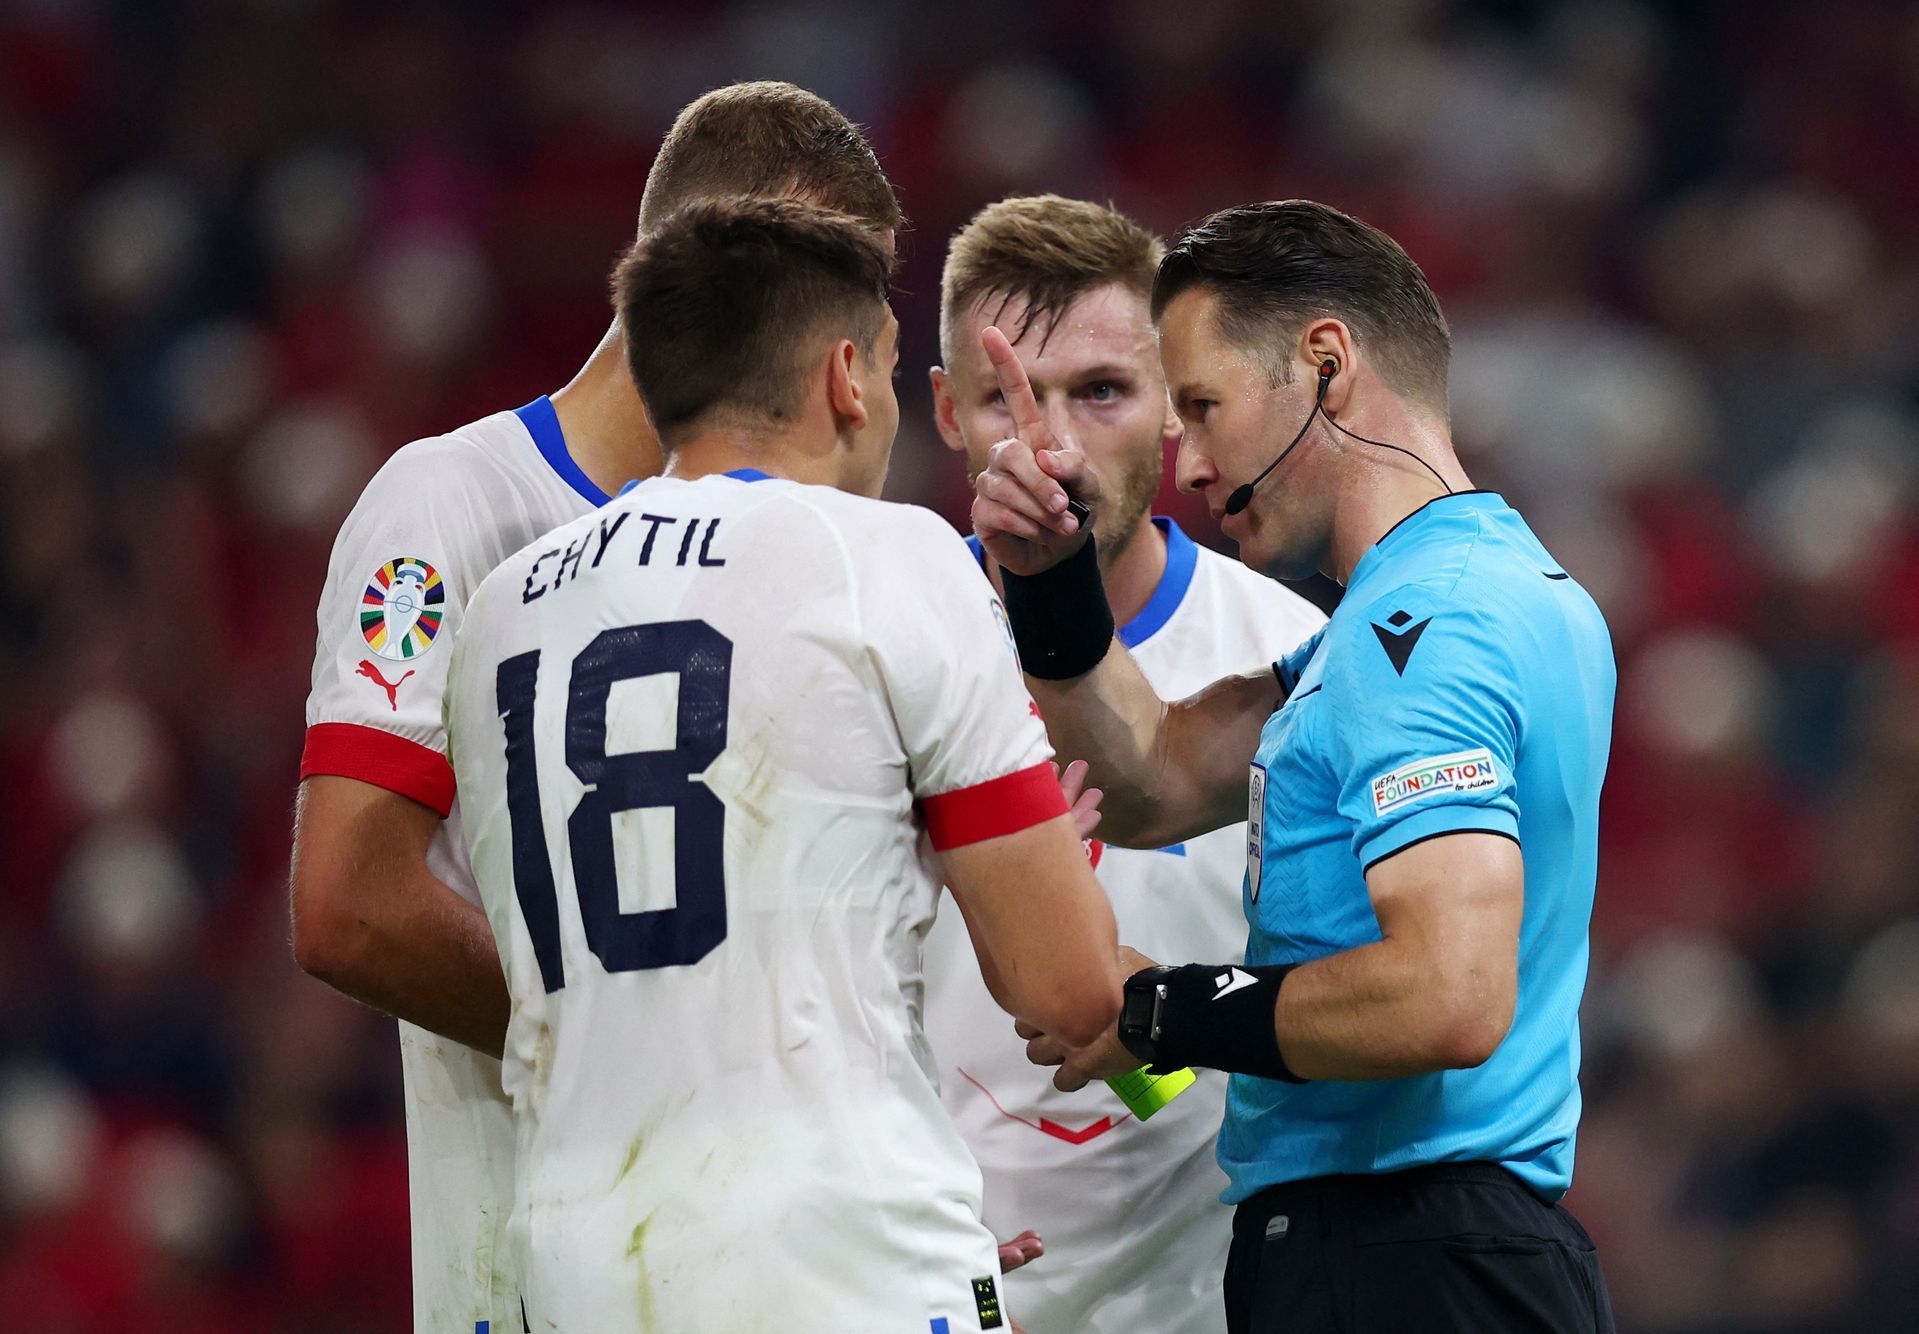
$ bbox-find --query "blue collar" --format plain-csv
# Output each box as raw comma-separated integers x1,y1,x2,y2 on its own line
1121,517,1198,647
965,516,1198,650
618,468,775,497
514,396,609,506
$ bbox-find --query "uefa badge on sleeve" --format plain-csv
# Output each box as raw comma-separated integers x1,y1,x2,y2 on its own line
1246,762,1267,902
361,557,445,661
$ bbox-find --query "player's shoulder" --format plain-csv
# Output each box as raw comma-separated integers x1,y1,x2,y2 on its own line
466,483,613,613
769,482,947,534
759,485,975,570
359,409,528,497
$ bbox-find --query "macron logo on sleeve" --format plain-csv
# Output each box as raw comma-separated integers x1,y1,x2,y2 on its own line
1213,967,1259,1000
1371,748,1499,816
1371,609,1432,676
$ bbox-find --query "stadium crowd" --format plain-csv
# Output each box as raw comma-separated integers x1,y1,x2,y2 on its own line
1,1,1915,1329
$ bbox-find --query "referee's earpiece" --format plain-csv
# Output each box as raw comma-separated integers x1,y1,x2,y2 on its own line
1319,359,1337,384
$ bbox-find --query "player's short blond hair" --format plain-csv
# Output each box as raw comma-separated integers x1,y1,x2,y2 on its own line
939,195,1164,363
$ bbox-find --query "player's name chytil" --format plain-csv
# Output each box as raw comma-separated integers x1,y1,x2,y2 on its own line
520,509,728,604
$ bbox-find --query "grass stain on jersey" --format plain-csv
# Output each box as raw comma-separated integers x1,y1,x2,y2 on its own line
530,1023,555,1106
626,1214,659,1331
710,735,779,847
615,1134,644,1186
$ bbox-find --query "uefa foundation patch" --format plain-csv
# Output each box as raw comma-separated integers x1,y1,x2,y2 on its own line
1371,748,1498,816
361,557,445,661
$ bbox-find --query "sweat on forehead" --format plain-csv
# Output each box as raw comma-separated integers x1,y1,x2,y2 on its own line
950,285,1159,381
987,289,1073,354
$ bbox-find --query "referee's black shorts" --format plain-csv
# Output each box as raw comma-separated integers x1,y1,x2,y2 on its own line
1225,1162,1615,1333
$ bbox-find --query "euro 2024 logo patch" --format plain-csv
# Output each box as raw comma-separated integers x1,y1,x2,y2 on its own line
989,596,1020,668
360,557,445,661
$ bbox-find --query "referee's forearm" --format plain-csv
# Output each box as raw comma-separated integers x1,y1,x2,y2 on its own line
1030,657,1274,848
1026,643,1180,844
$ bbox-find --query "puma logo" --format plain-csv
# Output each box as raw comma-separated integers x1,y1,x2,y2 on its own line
356,659,414,711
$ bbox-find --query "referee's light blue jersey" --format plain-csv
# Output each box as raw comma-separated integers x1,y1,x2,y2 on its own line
1224,491,1615,1203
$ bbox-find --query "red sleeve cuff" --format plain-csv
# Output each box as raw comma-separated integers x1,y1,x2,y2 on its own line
918,761,1068,852
300,722,456,817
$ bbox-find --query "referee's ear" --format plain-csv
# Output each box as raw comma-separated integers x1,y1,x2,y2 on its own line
1300,319,1357,413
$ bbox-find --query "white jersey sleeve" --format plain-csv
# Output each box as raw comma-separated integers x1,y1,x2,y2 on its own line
863,509,1064,850
301,436,494,814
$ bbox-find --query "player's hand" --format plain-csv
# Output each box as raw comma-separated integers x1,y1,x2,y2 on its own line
1016,944,1157,1091
1019,1019,1137,1092
996,1229,1044,1273
1057,759,1103,843
971,326,1104,576
1017,946,1157,1090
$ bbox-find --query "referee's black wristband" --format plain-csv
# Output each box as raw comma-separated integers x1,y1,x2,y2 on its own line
1116,963,1306,1083
998,535,1114,681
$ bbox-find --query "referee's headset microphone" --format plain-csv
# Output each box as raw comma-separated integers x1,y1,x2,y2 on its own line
1220,359,1455,517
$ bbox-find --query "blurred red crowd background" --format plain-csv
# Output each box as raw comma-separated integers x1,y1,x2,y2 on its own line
1,2,1917,1330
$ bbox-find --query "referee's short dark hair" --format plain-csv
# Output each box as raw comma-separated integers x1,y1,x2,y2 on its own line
615,198,892,448
1152,200,1452,414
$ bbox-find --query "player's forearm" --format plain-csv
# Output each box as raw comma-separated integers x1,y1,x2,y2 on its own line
296,875,510,1057
1273,937,1513,1080
942,815,1124,1047
291,777,512,1057
299,882,510,1059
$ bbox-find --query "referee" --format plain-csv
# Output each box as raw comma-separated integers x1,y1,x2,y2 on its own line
970,200,1617,1333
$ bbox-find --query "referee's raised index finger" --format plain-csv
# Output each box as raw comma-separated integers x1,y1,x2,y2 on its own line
981,326,1051,447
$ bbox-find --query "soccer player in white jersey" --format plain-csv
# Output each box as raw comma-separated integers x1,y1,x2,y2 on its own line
923,196,1326,1333
443,198,1123,1333
288,84,903,1332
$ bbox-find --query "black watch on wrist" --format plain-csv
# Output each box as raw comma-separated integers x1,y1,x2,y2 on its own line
1117,965,1181,1065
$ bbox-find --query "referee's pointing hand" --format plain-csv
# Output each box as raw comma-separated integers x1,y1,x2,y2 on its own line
971,325,1104,577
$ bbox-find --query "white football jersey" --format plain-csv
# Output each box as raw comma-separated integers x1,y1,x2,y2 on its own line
923,519,1325,1334
444,471,1068,1334
304,395,606,1333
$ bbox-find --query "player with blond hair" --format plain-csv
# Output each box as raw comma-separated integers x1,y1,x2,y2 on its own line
924,195,1324,1332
